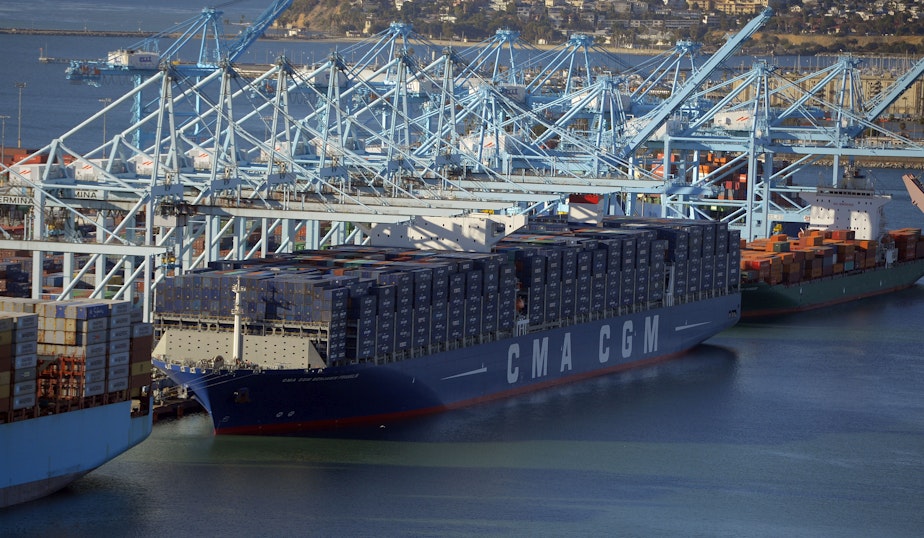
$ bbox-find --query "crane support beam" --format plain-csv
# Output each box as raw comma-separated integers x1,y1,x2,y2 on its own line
860,55,924,128
616,7,773,160
0,240,166,256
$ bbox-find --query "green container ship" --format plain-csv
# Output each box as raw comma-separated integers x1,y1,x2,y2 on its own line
741,177,924,319
742,257,924,318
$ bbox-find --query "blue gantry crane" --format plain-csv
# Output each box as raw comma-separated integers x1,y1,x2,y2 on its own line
9,6,923,312
65,0,293,85
63,1,292,148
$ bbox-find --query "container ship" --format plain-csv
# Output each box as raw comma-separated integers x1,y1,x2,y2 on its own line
152,215,742,435
740,179,924,318
1,298,154,508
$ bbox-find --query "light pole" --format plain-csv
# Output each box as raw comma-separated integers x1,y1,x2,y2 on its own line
15,82,26,148
98,97,112,144
0,115,9,165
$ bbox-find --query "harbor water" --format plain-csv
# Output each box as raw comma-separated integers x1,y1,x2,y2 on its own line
3,299,924,536
2,4,924,535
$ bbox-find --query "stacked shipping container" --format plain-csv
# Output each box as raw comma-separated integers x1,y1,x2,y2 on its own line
740,228,924,286
155,218,741,367
0,298,152,424
0,310,39,416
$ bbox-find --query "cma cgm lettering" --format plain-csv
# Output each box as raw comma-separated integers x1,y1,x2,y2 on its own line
507,316,659,384
153,215,741,435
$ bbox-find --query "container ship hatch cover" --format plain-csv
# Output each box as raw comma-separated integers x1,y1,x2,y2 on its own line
153,214,741,435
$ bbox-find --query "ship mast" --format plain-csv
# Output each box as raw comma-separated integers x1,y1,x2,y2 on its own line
231,277,245,362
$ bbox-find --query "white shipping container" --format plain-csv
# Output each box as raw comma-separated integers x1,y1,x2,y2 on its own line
60,315,86,330
107,49,159,69
38,302,58,319
0,300,41,314
407,79,443,95
43,330,65,345
10,164,65,186
459,132,518,156
131,154,171,176
713,110,754,131
128,51,158,69
261,140,309,161
40,317,59,332
68,158,127,181
126,51,157,68
184,147,210,171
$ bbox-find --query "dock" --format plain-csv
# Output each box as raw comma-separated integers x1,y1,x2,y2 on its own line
152,398,203,423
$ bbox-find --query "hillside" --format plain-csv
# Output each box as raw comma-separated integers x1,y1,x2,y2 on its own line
271,0,924,55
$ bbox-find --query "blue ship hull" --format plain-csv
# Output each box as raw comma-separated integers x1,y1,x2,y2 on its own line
154,293,740,435
0,401,152,507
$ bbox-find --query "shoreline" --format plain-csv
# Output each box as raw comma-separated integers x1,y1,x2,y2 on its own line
5,27,922,59
0,27,708,56
7,28,922,170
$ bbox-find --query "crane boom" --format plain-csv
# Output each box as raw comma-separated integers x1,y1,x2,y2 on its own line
226,0,294,63
616,7,774,160
859,55,924,131
64,1,293,83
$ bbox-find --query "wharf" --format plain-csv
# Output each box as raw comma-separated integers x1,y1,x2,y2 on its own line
151,375,204,423
152,398,203,423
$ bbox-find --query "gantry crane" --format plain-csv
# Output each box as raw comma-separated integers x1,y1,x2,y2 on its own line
7,7,922,318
